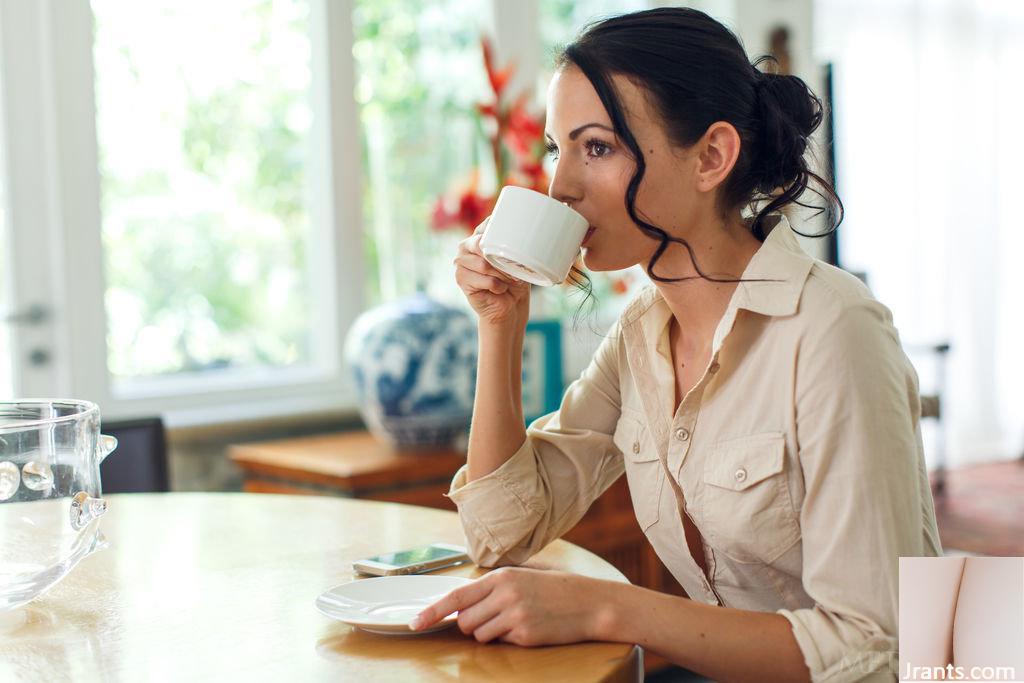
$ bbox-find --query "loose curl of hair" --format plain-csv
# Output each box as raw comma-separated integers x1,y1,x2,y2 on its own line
554,7,843,329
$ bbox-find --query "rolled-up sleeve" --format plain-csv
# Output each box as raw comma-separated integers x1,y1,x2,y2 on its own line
778,298,941,682
446,320,626,567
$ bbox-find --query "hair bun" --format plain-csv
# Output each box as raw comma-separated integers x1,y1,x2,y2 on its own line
753,72,823,193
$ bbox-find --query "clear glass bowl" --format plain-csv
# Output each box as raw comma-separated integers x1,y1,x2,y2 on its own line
0,400,117,611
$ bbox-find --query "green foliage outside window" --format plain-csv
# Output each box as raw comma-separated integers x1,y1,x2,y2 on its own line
95,0,313,379
352,0,488,307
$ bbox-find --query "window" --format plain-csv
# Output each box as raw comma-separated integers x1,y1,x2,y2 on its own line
540,0,648,58
0,0,362,422
817,0,1024,465
0,0,658,423
92,0,316,385
0,140,10,398
352,0,489,307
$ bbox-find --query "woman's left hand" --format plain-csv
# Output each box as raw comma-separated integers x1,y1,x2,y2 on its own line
409,567,615,646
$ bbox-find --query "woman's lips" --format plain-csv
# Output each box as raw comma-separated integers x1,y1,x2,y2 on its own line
582,226,596,246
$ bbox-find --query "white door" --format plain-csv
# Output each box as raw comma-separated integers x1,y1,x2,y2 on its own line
0,0,73,399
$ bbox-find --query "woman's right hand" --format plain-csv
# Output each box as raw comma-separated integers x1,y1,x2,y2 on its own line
454,218,532,327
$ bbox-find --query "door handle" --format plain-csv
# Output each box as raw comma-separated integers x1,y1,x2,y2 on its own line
2,304,50,326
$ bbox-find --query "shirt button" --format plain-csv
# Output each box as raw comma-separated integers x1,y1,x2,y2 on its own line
734,468,747,483
632,441,641,454
675,428,690,442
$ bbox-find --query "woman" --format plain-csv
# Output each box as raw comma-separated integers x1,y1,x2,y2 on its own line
412,8,940,682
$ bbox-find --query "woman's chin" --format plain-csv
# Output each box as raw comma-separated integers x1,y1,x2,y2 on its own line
580,248,628,273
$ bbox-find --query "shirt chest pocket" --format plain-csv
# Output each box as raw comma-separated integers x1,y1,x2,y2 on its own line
612,414,663,531
697,432,800,563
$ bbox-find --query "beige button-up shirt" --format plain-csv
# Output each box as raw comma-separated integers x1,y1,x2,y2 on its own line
447,215,942,682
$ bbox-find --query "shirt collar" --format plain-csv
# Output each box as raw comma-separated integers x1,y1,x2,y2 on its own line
616,214,815,436
620,213,815,328
732,213,815,317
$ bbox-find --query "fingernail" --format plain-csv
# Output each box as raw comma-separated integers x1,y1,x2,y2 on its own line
408,615,422,630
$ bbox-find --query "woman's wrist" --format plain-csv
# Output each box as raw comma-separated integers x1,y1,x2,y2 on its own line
478,315,526,338
585,577,634,642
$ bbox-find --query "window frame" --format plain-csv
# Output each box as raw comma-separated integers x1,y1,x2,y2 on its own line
0,0,545,426
2,0,678,427
1,0,368,426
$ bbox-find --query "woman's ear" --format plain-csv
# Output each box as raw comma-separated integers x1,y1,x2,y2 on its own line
695,121,741,193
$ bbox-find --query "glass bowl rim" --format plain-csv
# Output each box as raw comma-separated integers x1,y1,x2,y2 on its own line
0,399,101,436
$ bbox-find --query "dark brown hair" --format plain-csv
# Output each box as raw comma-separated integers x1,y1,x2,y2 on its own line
555,6,842,321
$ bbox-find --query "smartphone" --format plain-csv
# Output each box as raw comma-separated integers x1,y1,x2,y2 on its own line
352,542,470,576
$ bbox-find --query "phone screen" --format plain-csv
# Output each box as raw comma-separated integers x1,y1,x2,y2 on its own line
366,545,464,568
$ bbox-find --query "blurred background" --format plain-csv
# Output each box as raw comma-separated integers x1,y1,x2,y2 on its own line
1,0,1022,645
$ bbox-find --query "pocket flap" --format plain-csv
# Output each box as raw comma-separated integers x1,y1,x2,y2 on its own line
613,414,658,463
703,432,785,491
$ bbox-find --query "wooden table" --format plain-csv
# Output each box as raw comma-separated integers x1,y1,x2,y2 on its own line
229,430,675,594
0,493,642,682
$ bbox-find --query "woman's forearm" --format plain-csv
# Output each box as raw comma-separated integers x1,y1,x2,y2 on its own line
592,581,810,683
510,321,525,426
466,322,528,482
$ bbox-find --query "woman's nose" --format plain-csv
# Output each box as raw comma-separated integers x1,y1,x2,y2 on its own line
547,162,582,207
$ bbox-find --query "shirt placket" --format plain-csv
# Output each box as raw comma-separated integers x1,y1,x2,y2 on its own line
630,310,730,607
667,357,720,473
669,355,726,606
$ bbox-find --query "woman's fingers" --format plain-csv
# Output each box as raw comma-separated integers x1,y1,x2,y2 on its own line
472,216,490,235
410,578,494,631
455,251,515,284
453,595,505,639
458,271,508,296
457,234,519,284
454,254,519,292
455,262,510,295
455,234,482,258
452,216,530,325
469,612,513,643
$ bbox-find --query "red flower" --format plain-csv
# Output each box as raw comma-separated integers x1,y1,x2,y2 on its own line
504,94,544,156
475,102,499,119
456,190,490,230
432,35,549,235
430,196,459,232
481,38,514,99
518,160,547,187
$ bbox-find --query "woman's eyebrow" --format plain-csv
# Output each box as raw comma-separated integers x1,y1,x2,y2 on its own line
544,123,615,142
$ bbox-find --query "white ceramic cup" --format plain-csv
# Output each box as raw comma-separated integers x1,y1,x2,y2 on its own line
479,186,590,287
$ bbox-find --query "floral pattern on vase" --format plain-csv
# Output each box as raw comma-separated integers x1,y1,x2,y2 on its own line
344,293,478,448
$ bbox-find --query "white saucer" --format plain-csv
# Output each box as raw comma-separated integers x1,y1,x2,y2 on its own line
315,574,472,635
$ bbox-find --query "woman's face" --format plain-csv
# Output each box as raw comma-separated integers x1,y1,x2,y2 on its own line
544,65,702,273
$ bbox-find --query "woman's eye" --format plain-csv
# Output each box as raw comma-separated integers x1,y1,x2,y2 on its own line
544,138,611,161
585,139,611,158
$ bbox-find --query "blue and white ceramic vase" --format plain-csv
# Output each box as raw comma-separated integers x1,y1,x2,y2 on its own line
344,293,478,449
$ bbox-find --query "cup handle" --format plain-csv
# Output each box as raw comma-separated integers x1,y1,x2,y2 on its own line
98,435,118,464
